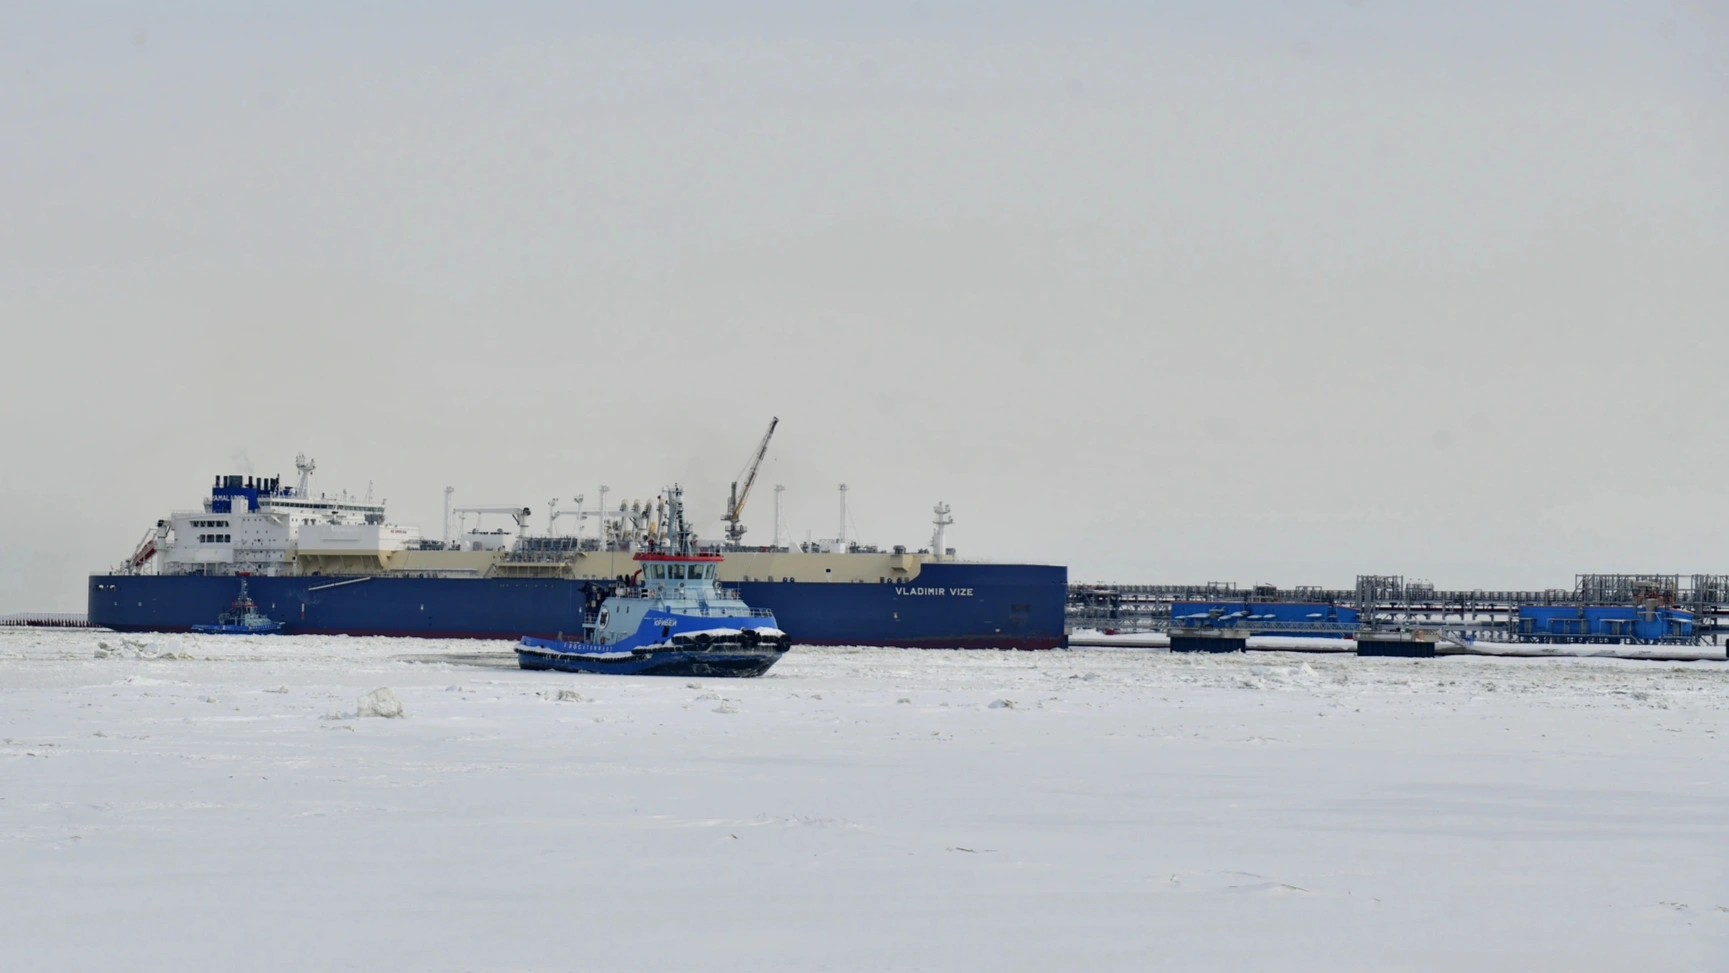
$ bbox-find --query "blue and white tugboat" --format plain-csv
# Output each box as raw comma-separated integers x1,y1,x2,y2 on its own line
515,485,790,677
190,577,284,634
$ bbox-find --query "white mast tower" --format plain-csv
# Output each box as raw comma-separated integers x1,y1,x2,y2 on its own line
443,486,454,545
930,502,953,559
837,484,848,551
295,453,316,496
772,484,785,548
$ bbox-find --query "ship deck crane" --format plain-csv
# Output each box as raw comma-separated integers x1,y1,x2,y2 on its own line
125,524,164,574
546,495,588,536
723,417,778,545
451,505,533,534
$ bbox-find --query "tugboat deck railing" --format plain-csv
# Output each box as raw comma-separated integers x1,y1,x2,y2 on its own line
581,605,774,627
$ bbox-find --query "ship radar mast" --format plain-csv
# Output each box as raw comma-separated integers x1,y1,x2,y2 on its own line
930,502,953,558
294,453,316,496
659,484,697,555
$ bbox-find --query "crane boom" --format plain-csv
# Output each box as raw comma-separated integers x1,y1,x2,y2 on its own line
724,417,779,544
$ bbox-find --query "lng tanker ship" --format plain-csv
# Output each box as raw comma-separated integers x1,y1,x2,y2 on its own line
88,454,1066,648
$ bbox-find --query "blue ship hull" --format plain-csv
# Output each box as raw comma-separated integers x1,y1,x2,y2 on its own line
87,562,1067,648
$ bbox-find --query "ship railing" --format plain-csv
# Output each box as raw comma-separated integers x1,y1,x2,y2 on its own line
500,551,579,564
604,585,750,601
672,606,776,618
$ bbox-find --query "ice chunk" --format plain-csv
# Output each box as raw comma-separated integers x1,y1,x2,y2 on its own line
356,687,405,719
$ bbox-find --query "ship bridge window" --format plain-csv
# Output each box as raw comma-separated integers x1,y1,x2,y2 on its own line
667,564,686,580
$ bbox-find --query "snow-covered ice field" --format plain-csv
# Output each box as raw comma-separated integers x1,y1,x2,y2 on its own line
2,629,1725,972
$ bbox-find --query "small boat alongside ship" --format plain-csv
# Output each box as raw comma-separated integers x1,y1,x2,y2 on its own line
189,578,282,635
516,486,789,677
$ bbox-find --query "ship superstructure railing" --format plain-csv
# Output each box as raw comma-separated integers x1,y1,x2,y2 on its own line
650,601,776,618
675,606,776,618
581,606,773,628
607,584,752,601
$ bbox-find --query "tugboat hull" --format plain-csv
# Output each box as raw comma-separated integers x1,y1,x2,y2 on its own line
189,622,283,635
516,636,787,677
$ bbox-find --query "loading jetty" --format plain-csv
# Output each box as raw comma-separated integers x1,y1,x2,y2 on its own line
1068,573,1729,660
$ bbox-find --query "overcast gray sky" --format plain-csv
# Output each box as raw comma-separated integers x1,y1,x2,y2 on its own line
2,2,1726,612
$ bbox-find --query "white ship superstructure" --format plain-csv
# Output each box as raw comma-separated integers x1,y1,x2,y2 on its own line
142,455,422,577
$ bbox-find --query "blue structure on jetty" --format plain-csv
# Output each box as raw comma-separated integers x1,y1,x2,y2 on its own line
1170,601,1360,637
1514,604,1693,644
